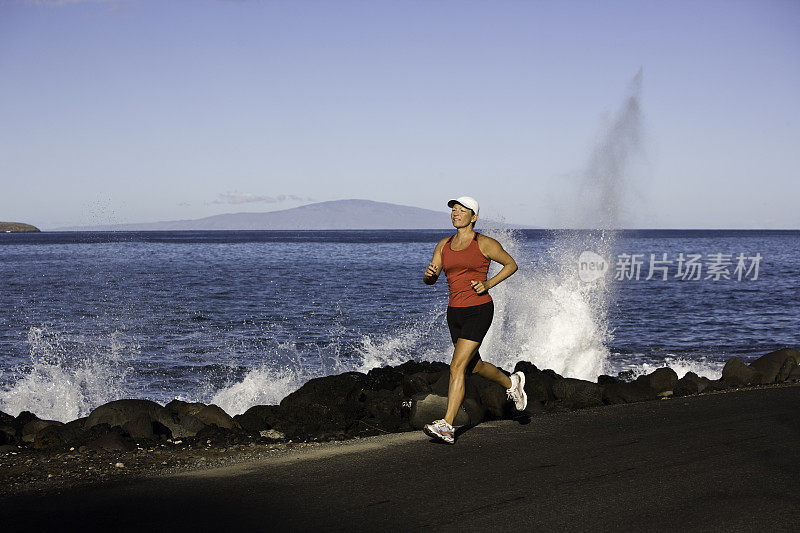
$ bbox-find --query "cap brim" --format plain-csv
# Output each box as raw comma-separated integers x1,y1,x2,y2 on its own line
447,199,476,214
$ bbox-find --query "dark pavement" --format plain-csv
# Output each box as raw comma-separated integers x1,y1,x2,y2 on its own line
4,384,799,532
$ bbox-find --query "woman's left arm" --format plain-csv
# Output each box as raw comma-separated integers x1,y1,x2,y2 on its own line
470,237,518,295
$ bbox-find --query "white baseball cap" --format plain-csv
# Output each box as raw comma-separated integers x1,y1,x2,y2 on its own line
447,196,479,217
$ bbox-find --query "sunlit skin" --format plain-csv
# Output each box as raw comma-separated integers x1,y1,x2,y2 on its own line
423,202,518,426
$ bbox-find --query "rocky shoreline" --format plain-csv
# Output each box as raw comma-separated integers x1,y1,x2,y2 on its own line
0,222,40,233
2,348,799,494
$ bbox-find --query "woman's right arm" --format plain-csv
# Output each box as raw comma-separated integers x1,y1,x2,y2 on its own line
423,239,446,285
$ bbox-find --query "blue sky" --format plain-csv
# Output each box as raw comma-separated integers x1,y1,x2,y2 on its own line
1,0,798,229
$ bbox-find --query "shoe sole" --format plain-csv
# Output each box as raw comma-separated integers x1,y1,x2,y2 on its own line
423,425,455,444
516,372,528,411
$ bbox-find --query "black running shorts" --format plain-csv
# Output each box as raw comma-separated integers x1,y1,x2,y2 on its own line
446,300,494,345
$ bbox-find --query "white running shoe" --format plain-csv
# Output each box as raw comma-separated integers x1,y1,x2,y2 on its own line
423,419,455,444
507,371,528,411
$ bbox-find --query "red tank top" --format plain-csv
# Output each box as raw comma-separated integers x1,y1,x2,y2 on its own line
441,232,493,307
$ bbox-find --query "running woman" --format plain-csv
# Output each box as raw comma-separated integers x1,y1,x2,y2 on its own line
422,196,527,444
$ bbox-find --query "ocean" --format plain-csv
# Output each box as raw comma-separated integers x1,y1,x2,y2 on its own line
1,228,797,422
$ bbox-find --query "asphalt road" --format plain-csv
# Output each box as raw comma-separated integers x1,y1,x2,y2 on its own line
4,385,799,532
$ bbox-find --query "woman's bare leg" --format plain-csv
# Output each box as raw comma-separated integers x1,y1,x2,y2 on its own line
443,338,481,425
472,359,512,389
443,339,515,426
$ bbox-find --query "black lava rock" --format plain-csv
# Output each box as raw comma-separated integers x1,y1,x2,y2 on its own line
552,378,604,408
635,367,678,394
597,375,622,385
0,410,14,426
602,381,658,404
722,357,766,387
674,372,710,396
748,348,800,383
233,405,282,434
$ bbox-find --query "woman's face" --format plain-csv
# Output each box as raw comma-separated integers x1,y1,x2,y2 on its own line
451,203,476,228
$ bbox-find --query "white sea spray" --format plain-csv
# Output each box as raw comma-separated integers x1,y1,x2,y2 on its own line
0,326,134,421
209,366,300,416
623,355,724,381
476,224,614,380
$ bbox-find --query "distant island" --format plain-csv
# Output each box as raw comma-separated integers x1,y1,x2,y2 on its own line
50,199,536,231
0,222,40,233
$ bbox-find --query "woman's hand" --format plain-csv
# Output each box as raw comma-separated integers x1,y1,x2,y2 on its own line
424,263,441,284
470,280,491,294
425,263,440,278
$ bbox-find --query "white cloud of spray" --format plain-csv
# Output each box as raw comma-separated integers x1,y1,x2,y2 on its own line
552,69,646,230
581,69,645,230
